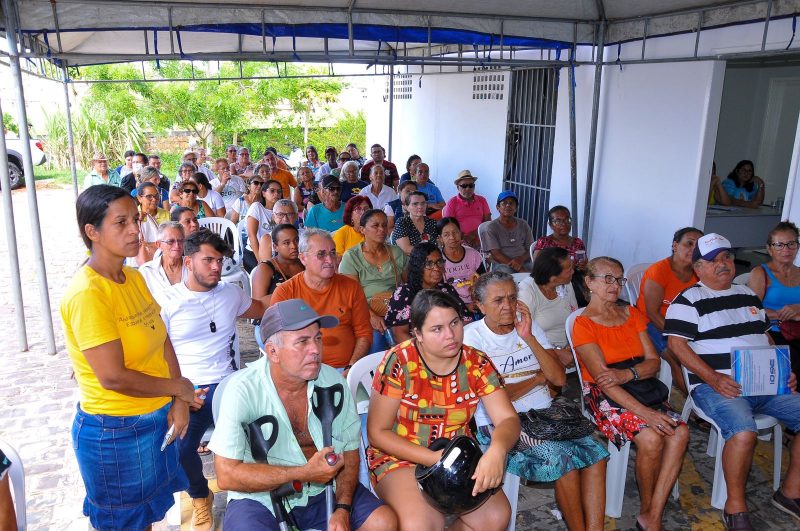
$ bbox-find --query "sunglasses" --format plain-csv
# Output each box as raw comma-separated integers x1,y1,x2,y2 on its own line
459,183,475,189
141,194,159,200
250,180,264,186
183,188,199,194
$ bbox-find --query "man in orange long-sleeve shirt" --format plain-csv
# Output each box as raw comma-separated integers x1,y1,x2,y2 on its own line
271,228,372,371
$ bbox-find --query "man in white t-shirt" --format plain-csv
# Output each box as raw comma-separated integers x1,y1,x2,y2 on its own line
160,229,266,531
210,158,246,211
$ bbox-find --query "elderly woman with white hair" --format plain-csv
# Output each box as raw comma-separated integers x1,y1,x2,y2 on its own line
340,160,369,202
140,221,188,308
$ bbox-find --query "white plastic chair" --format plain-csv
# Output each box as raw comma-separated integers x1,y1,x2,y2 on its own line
565,308,678,518
345,352,520,531
733,272,751,286
0,439,26,531
198,217,251,297
623,263,652,304
678,366,782,509
477,221,493,271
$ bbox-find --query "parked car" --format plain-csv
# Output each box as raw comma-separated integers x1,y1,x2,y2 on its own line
3,137,47,189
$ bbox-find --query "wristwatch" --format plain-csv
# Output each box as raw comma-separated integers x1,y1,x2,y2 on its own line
335,503,353,514
629,366,640,381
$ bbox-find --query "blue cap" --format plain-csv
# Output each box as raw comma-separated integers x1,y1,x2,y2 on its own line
497,190,518,204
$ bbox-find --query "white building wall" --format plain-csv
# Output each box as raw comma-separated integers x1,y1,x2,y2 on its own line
365,71,510,217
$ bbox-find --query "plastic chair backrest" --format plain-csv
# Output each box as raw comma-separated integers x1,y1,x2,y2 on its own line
211,372,237,424
565,308,589,417
624,263,652,304
0,439,26,531
346,352,385,416
733,272,751,286
477,221,492,270
198,216,242,273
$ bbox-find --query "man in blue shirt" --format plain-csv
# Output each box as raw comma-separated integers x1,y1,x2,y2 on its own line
414,163,445,216
305,175,346,231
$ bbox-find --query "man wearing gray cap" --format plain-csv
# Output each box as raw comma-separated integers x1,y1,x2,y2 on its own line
209,299,396,531
665,233,800,529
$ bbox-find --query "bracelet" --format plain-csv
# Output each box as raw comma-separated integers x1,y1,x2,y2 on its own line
343,364,353,371
629,366,639,381
335,503,352,514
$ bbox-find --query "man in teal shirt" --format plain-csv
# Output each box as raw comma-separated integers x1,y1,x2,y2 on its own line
305,175,346,231
209,299,395,531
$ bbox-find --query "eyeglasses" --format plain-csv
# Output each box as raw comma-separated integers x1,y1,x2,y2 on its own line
160,238,185,247
589,274,628,286
141,194,159,200
250,180,263,186
182,188,199,194
227,149,237,153
273,212,294,219
550,217,572,225
459,183,475,189
769,241,799,250
309,250,337,261
424,258,446,269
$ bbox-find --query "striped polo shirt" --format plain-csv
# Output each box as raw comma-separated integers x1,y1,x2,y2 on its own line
663,282,771,390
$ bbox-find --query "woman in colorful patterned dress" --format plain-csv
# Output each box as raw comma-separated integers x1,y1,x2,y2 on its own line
572,257,688,531
367,289,520,531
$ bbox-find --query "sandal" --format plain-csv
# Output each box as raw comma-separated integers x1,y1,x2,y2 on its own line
197,442,211,456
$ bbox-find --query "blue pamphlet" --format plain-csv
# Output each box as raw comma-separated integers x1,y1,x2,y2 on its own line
731,345,791,396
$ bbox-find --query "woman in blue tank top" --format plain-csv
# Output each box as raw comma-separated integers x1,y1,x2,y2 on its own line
749,221,800,374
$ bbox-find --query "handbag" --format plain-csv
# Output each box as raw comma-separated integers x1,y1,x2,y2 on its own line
367,246,399,317
604,357,669,408
516,397,595,447
779,320,800,342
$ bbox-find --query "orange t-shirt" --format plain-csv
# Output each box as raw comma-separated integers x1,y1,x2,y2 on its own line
271,273,372,367
635,258,698,322
571,306,648,384
269,168,298,199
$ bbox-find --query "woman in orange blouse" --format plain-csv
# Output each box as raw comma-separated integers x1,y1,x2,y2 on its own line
572,257,688,531
367,290,519,531
636,227,703,395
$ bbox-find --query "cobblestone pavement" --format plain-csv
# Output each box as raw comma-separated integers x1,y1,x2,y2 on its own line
1,185,799,530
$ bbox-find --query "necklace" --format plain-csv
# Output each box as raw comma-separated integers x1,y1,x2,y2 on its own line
188,285,218,333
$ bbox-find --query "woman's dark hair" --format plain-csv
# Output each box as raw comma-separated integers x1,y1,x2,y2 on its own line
405,190,427,207
76,184,132,249
193,172,211,191
405,154,421,172
547,205,570,222
768,221,800,245
673,226,703,243
409,289,463,334
408,242,442,293
359,208,387,229
179,162,196,174
123,149,135,158
532,247,570,285
436,216,461,236
136,181,158,197
398,180,418,194
306,145,318,157
726,159,755,191
170,206,194,222
184,228,229,257
271,222,299,243
343,195,373,226
472,270,515,304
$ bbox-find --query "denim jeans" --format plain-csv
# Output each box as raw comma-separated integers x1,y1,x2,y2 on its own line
692,383,800,439
72,401,187,530
177,382,218,499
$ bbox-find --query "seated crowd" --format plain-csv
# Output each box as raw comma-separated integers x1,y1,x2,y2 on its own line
62,144,800,531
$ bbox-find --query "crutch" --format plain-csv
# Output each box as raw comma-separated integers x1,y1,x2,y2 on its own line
247,415,302,531
311,383,345,529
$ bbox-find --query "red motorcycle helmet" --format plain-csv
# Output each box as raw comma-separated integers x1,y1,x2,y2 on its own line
414,435,497,515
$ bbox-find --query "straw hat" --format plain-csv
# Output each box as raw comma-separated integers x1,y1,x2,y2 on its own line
91,151,108,162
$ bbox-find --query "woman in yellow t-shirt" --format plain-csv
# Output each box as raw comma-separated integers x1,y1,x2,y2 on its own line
332,195,372,257
61,184,197,531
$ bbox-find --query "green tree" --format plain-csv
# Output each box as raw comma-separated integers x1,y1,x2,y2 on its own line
3,112,19,136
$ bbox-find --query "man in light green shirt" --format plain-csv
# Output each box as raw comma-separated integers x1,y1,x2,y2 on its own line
209,299,395,531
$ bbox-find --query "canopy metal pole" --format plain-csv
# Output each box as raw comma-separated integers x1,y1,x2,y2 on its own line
581,22,605,247
62,64,79,199
388,69,394,161
0,98,29,352
3,0,57,354
568,56,578,236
